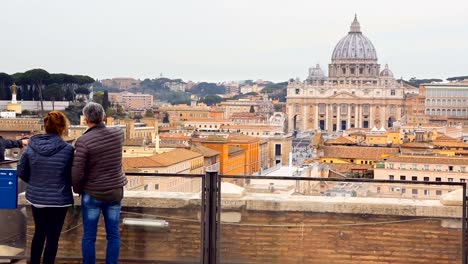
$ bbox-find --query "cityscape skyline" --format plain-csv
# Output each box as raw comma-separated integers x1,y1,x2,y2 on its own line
1,0,467,82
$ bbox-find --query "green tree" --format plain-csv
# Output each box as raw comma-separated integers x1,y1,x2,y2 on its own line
0,73,13,100
75,87,90,95
23,69,51,114
43,83,65,101
102,90,110,111
202,94,223,106
93,91,104,105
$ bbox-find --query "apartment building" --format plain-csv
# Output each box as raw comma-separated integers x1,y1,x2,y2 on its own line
109,92,153,109
374,155,468,199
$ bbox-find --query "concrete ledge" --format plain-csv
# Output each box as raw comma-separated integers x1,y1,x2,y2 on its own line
18,191,462,218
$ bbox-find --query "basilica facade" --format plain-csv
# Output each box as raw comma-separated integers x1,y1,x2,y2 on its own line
286,16,406,133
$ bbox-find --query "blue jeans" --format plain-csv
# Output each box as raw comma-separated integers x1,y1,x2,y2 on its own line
81,193,121,264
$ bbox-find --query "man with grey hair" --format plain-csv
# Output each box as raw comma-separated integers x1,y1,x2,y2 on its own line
72,102,127,264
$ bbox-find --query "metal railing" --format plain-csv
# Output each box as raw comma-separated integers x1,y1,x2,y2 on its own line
1,166,467,264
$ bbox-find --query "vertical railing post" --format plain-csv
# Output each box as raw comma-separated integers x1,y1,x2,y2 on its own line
463,183,467,264
201,170,220,264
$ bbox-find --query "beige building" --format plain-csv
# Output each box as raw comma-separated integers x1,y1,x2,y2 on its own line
218,98,274,119
286,16,405,133
123,148,204,192
420,83,468,127
101,78,141,89
374,155,468,199
109,92,153,109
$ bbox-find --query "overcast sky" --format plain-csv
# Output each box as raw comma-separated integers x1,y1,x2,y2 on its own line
1,0,467,82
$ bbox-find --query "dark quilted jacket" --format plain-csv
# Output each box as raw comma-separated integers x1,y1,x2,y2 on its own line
17,134,74,206
71,123,127,194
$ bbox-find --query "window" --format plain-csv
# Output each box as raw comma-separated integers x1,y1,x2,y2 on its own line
400,164,406,170
412,176,418,181
461,179,466,183
400,175,406,180
424,177,429,181
388,163,394,169
412,189,418,195
461,167,466,173
448,178,453,182
435,177,441,182
436,190,442,196
401,188,406,194
435,165,441,171
424,165,429,170
295,89,300,95
391,89,395,95
377,187,381,193
412,164,417,170
155,184,159,190
424,190,429,196
389,175,394,180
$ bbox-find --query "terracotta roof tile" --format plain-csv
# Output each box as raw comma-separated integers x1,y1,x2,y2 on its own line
385,155,468,165
190,144,220,157
123,149,202,168
322,146,399,160
325,136,357,145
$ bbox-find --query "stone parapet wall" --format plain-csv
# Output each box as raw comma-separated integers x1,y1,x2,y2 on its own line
18,192,463,263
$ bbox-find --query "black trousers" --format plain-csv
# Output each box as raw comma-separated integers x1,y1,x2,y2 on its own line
30,206,68,264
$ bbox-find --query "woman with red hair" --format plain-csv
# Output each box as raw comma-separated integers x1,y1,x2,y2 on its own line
17,111,74,264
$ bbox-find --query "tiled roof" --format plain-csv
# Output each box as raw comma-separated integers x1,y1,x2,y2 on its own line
327,163,373,173
435,134,458,141
220,124,280,130
228,134,260,143
159,133,190,140
190,144,220,157
123,156,164,168
311,133,324,147
322,146,399,160
325,136,357,145
401,142,435,149
123,149,202,168
124,139,145,146
432,141,468,148
385,155,468,165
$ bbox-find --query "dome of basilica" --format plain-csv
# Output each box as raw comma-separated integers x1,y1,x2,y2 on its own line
380,64,393,77
308,64,327,81
331,15,378,61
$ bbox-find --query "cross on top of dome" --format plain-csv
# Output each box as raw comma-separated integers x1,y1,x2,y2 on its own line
349,14,361,33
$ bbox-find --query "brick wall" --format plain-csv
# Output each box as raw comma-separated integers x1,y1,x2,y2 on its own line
25,204,462,264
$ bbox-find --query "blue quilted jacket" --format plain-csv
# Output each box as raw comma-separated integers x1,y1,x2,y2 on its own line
17,134,74,206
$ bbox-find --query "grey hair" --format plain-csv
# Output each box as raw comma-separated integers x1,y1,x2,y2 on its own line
83,102,105,124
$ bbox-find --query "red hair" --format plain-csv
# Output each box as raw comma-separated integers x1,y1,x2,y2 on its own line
44,111,69,136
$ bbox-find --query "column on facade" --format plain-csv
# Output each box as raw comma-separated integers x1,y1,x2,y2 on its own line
354,104,359,128
336,104,341,131
288,104,296,132
358,104,362,128
314,104,319,131
380,105,386,128
347,104,351,129
369,105,374,128
302,103,308,131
